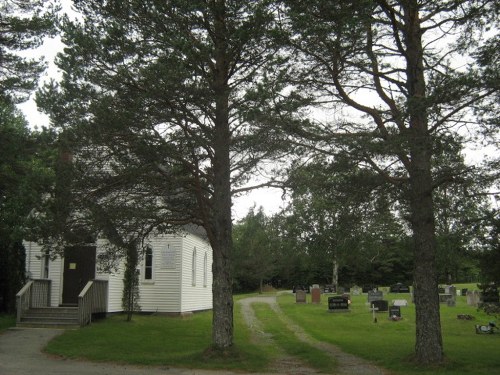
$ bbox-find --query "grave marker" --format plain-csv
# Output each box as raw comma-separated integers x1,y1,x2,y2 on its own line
371,299,388,312
311,286,321,304
368,290,383,303
389,305,401,318
328,296,350,313
296,290,306,304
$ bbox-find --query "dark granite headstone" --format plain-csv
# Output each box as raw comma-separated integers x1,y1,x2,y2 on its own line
371,299,388,312
389,305,401,318
328,296,349,312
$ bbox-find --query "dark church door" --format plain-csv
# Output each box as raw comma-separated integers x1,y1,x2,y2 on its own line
62,246,96,305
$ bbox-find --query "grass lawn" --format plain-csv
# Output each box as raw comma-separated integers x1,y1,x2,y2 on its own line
0,314,15,333
45,296,271,372
279,283,500,375
44,284,500,374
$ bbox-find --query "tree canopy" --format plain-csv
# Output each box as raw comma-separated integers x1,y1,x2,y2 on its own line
38,0,296,350
275,0,499,364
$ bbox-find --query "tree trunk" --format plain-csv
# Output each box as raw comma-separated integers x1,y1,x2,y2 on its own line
332,255,338,291
210,0,234,351
404,1,444,364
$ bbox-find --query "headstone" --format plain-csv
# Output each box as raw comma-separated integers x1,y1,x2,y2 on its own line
399,285,410,293
445,285,457,299
438,287,446,294
311,286,321,304
323,284,335,293
371,299,388,312
296,290,306,304
328,296,350,312
461,288,468,296
473,290,481,305
439,294,453,303
447,299,456,307
362,285,377,293
392,299,408,307
389,305,401,318
390,283,410,293
351,285,362,296
368,290,383,303
467,290,481,307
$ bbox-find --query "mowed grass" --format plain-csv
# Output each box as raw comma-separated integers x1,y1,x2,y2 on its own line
0,314,15,333
279,283,500,375
45,298,270,372
44,284,500,374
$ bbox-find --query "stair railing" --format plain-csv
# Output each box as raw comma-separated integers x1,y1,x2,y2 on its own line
78,280,108,326
16,279,52,323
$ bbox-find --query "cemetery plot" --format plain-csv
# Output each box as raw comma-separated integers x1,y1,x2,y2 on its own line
389,305,401,319
367,290,383,303
389,283,410,293
296,290,307,304
311,286,321,304
328,296,350,313
370,300,388,312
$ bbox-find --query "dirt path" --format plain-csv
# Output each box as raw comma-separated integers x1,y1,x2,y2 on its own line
238,294,388,375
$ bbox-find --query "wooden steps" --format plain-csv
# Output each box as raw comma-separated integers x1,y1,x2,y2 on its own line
17,307,79,329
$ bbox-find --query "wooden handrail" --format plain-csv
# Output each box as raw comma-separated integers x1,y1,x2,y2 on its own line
78,280,108,326
16,279,51,323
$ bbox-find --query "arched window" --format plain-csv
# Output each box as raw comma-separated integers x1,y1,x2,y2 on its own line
192,247,197,286
144,246,153,280
203,252,208,287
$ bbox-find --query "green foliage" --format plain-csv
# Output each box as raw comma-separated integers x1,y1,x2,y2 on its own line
121,244,141,321
280,157,412,287
0,101,57,312
0,314,15,333
478,211,500,284
233,206,278,293
0,0,56,103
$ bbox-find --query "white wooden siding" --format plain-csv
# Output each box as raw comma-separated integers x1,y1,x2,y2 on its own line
138,235,183,313
24,230,213,314
95,241,125,313
179,234,213,312
24,241,64,307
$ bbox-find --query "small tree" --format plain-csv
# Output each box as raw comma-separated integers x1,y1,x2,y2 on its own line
233,207,276,293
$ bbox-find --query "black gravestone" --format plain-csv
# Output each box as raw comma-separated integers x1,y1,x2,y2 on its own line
398,285,410,293
389,305,401,318
371,299,388,312
328,296,349,312
390,283,410,293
